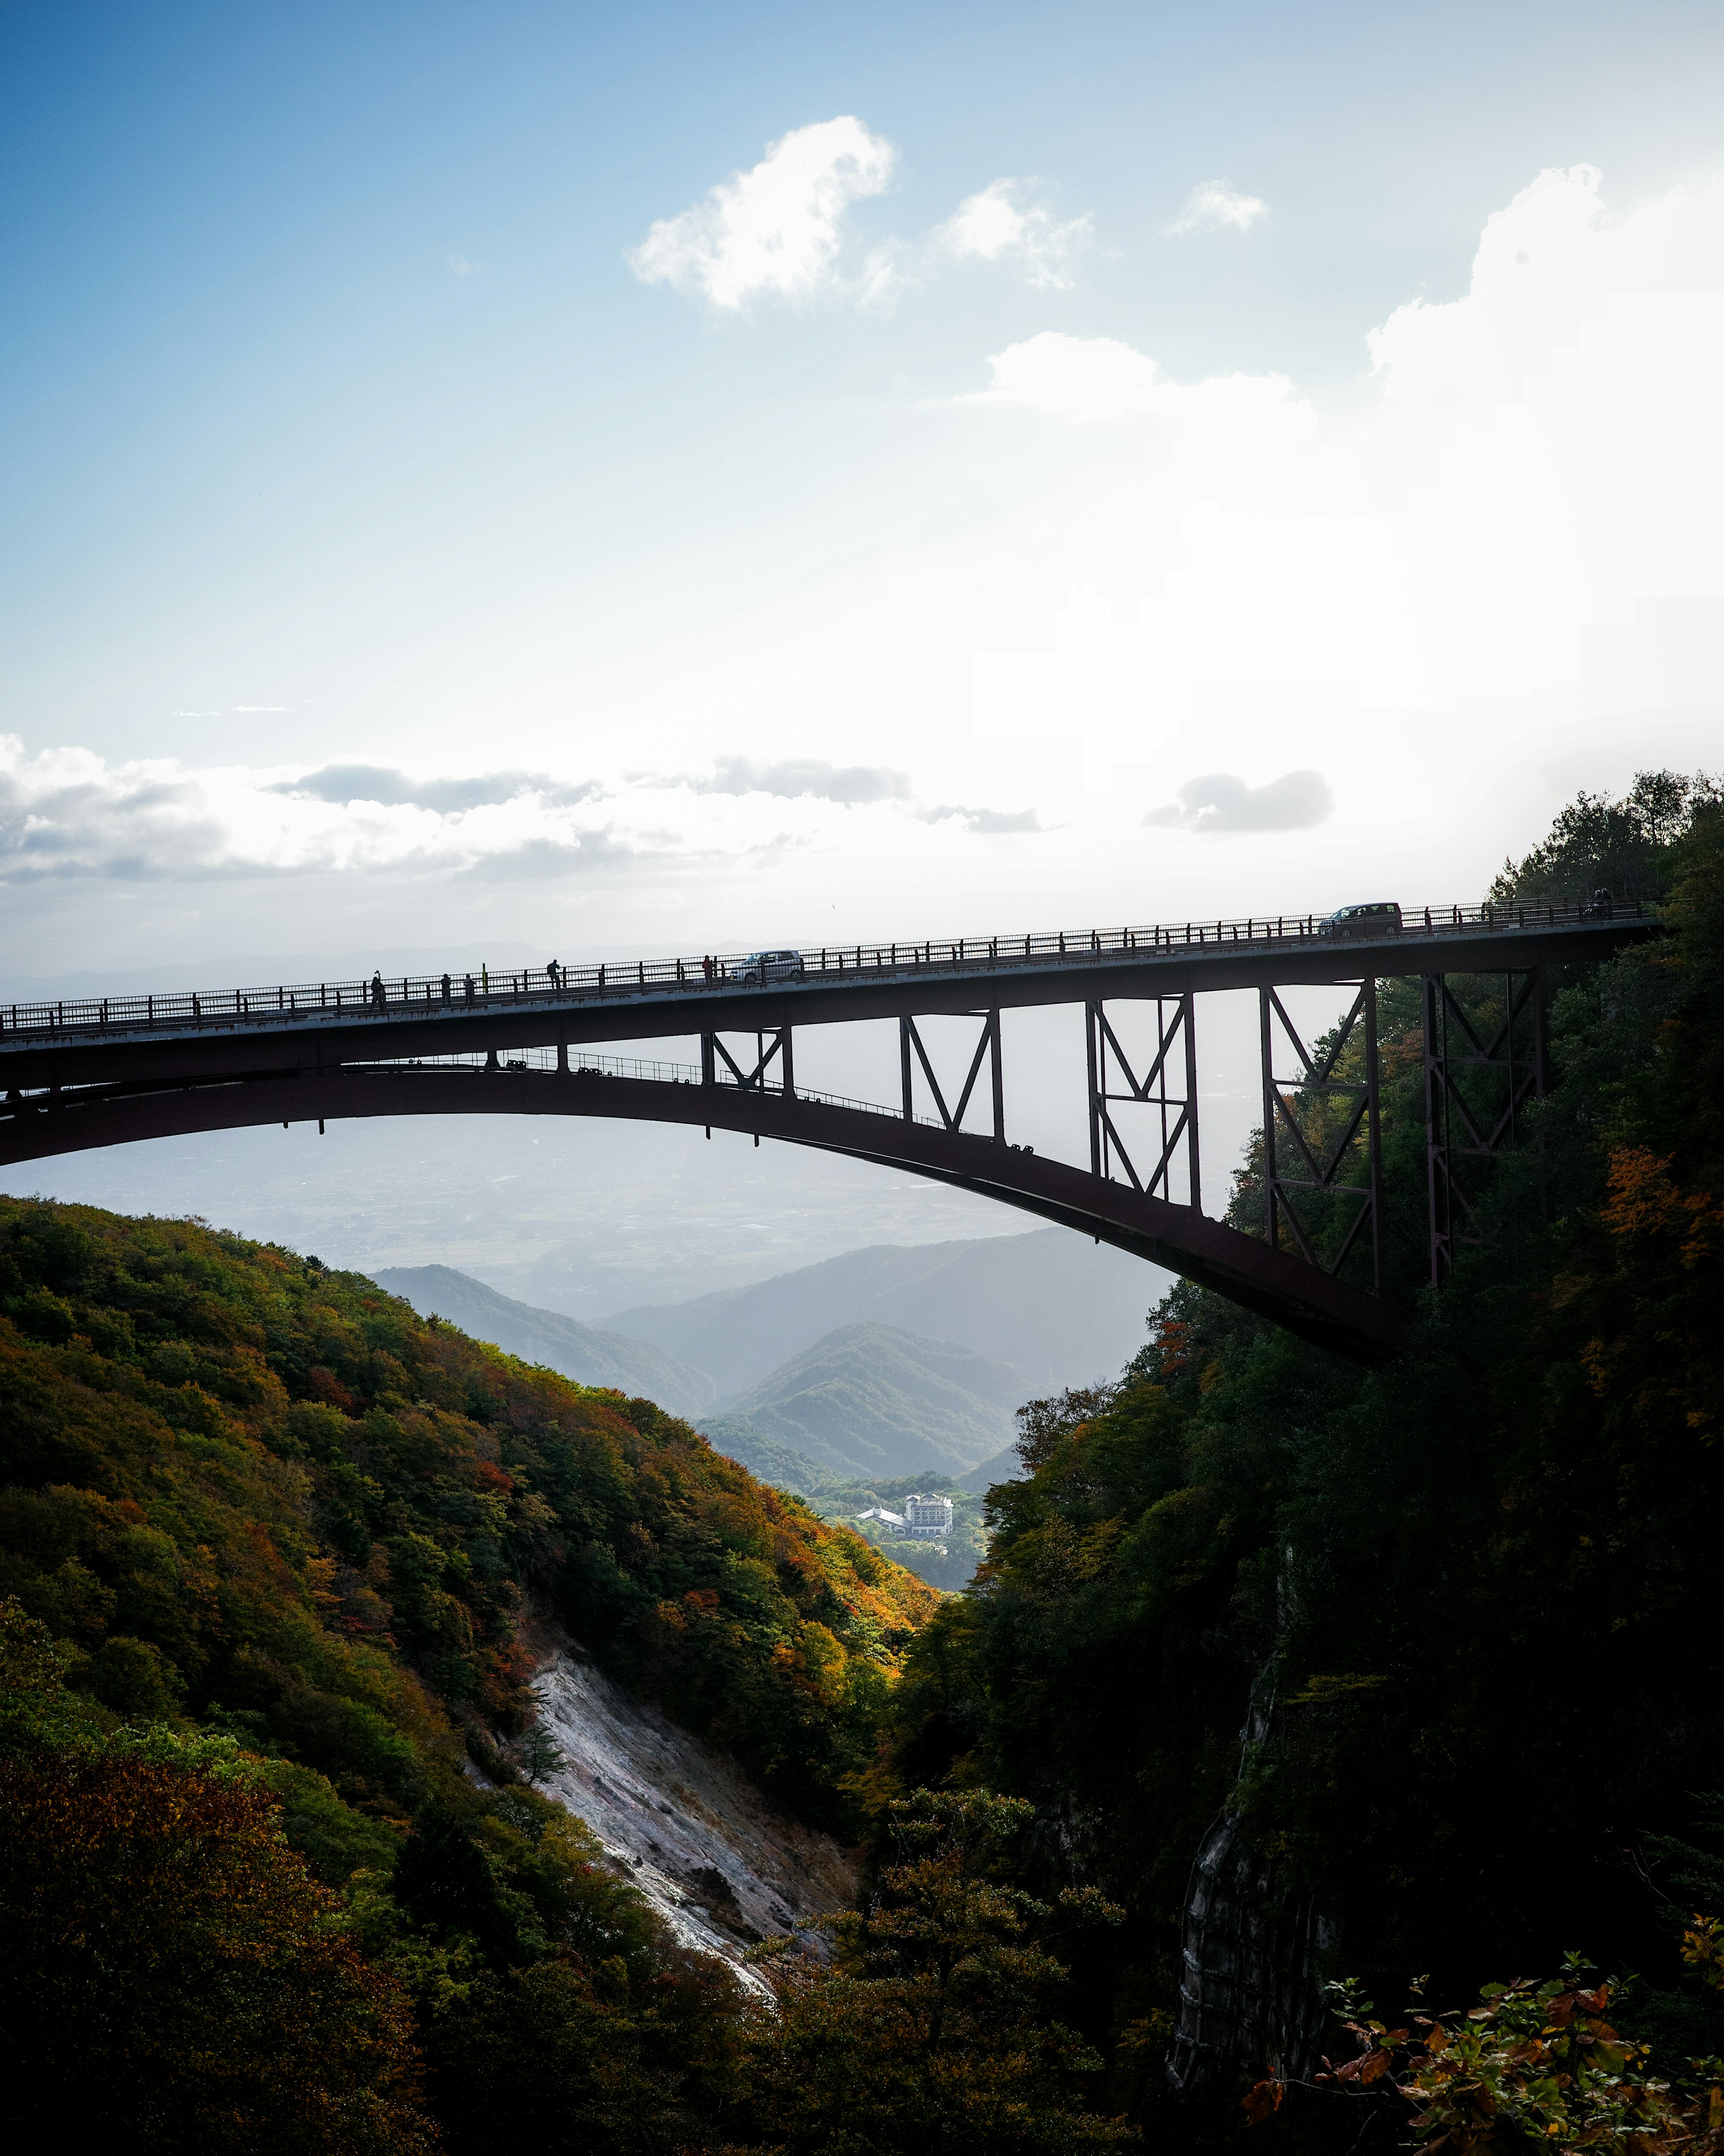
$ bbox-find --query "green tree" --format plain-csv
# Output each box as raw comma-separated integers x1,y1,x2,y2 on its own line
744,1789,1133,2155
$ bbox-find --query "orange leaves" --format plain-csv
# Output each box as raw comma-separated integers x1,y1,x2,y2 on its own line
1325,2046,1394,2085
1243,2077,1284,2123
467,1456,516,1497
308,1366,360,1415
1603,1146,1724,1270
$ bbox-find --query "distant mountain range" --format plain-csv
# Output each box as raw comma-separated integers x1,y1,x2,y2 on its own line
601,1227,1161,1398
376,1226,1163,1490
370,1265,717,1416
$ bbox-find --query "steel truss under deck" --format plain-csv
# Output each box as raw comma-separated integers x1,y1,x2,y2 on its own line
0,896,1655,1361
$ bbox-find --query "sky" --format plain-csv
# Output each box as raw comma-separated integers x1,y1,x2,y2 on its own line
4,0,1722,977
3,0,1722,1302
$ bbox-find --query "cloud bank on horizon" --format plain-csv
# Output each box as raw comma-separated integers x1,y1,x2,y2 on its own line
0,739,1047,883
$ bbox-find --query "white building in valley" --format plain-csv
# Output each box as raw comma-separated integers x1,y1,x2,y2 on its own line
902,1493,954,1539
857,1494,954,1541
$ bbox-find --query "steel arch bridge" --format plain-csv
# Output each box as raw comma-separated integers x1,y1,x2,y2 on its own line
0,896,1656,1364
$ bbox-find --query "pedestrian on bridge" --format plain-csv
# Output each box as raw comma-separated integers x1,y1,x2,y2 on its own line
548,959,562,989
702,954,713,982
370,971,385,1009
440,973,451,1002
464,974,475,1000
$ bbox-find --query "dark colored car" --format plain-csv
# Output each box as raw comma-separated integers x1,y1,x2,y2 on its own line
1322,901,1403,941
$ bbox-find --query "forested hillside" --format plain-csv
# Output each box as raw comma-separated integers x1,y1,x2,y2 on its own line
0,1212,934,2147
881,773,1724,2145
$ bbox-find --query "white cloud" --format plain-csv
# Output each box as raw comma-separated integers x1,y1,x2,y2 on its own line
1164,181,1267,237
936,179,1092,288
694,756,911,804
629,117,896,309
970,166,1724,802
18,163,1723,958
1143,771,1333,833
0,741,1037,885
918,803,1044,833
0,742,636,882
961,329,1311,441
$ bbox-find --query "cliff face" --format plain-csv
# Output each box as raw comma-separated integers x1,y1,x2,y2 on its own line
1167,1680,1333,2091
531,1638,857,1992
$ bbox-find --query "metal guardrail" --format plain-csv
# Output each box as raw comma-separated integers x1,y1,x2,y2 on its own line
354,1044,945,1131
0,893,1650,1044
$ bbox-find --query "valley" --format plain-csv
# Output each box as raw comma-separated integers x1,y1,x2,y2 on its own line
380,1222,1156,1496
4,781,1722,2155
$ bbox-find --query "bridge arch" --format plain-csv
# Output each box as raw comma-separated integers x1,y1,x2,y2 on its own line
0,1062,1405,1363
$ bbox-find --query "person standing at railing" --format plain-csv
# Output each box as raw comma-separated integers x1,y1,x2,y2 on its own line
547,959,561,989
370,971,385,1010
702,954,713,983
440,973,451,1001
464,974,475,1001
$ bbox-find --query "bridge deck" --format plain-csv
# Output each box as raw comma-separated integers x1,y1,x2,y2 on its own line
0,897,1654,1094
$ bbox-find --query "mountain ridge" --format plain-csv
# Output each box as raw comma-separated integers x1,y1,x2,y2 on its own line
721,1321,1020,1480
599,1226,1162,1398
370,1263,717,1415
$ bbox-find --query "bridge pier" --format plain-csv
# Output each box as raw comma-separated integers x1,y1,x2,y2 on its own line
1423,966,1549,1287
1085,992,1200,1208
1259,979,1384,1294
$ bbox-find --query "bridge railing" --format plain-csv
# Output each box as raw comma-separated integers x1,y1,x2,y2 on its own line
352,1045,943,1129
0,891,1651,1044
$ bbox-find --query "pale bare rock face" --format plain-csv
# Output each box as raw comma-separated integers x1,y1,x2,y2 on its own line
530,1641,858,1993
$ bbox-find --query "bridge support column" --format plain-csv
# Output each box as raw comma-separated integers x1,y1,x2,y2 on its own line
1423,967,1548,1287
1085,993,1201,1208
1258,981,1383,1293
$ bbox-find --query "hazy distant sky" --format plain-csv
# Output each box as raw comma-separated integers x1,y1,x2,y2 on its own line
4,0,1723,974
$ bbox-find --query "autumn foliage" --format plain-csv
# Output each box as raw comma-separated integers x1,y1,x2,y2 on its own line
1,1737,431,2149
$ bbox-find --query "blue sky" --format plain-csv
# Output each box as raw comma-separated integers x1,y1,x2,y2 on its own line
4,0,1724,972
